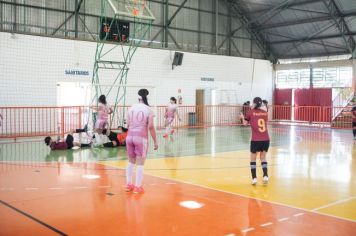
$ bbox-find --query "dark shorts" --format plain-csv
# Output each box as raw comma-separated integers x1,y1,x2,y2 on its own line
250,140,270,154
65,134,74,149
108,132,119,143
353,122,356,127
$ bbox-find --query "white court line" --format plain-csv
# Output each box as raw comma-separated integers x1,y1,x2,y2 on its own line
293,213,305,217
312,196,356,211
49,187,63,190
260,222,273,227
25,187,39,190
98,186,111,188
149,183,157,186
241,227,255,233
165,183,177,185
73,186,88,189
278,217,289,222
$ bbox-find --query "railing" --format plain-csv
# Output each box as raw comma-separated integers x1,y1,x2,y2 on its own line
332,88,353,119
0,105,353,139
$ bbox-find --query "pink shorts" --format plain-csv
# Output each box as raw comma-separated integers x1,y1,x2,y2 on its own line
126,135,148,159
165,117,174,126
95,119,108,129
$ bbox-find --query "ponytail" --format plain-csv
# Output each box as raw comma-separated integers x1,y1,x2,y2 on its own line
138,89,149,106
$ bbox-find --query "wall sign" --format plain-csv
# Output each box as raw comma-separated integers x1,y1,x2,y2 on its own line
65,69,90,76
201,77,214,82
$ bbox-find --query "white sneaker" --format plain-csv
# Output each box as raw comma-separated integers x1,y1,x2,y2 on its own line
263,176,269,184
251,178,257,185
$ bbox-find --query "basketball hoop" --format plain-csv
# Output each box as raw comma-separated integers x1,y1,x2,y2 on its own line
127,0,147,18
107,0,155,21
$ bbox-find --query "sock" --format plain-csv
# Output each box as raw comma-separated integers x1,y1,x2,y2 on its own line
103,142,114,147
261,162,268,177
80,143,90,148
126,162,134,185
165,126,170,135
250,162,257,179
135,165,144,187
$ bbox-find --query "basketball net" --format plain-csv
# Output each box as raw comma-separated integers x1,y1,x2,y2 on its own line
130,0,147,17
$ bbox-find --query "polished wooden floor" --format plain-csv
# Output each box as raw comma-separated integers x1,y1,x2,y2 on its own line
0,126,355,235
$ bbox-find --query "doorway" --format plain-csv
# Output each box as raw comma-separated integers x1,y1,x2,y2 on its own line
196,89,205,125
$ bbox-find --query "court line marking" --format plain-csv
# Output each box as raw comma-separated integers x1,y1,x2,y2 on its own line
278,217,289,222
134,168,356,223
294,213,305,217
260,222,273,227
312,196,356,211
49,187,63,190
25,188,39,191
241,227,255,233
73,186,88,189
0,199,68,236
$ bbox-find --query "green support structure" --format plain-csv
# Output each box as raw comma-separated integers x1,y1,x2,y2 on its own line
91,0,155,127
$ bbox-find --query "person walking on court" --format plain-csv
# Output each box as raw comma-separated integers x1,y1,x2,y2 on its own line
125,89,158,194
93,95,113,134
240,97,270,185
163,97,181,138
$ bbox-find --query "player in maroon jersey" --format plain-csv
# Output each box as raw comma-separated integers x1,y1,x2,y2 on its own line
240,97,270,185
44,127,91,150
342,106,356,140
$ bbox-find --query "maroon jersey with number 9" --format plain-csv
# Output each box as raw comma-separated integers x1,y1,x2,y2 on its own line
245,109,270,141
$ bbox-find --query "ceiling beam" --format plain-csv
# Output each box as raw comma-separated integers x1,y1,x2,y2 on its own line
257,11,356,30
322,0,356,58
277,50,350,59
270,32,356,44
225,1,279,62
249,0,324,15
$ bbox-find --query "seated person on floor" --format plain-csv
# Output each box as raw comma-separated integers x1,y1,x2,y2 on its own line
95,126,128,148
44,127,91,150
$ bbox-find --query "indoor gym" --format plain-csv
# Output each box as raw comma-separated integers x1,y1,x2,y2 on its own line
0,0,356,236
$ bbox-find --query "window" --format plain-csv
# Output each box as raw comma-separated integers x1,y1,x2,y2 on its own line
276,67,352,88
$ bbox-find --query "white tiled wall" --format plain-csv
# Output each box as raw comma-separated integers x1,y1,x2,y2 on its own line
0,32,273,106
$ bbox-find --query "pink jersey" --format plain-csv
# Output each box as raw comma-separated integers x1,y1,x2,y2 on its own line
166,104,177,118
97,103,110,121
128,103,152,138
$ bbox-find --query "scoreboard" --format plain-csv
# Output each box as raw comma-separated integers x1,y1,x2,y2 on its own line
99,17,130,43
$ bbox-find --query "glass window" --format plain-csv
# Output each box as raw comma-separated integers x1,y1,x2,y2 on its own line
276,67,352,88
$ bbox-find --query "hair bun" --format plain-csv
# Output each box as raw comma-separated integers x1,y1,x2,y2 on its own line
138,89,149,97
253,97,262,105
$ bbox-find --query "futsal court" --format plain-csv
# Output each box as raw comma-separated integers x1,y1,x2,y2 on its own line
1,126,355,235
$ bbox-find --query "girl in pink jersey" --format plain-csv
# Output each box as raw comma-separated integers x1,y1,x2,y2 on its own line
125,89,158,194
163,97,181,138
93,95,113,134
